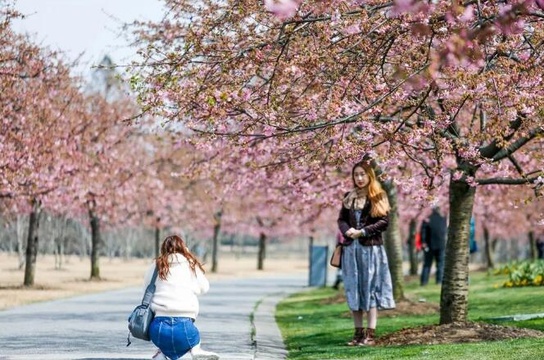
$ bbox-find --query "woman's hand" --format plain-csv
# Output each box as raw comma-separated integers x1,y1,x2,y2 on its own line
346,228,367,239
346,228,363,239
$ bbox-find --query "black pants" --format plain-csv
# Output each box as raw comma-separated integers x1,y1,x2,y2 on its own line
420,248,445,286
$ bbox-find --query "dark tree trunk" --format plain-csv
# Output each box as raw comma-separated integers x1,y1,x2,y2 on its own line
440,176,476,324
528,231,537,261
382,180,405,301
407,218,418,276
211,209,222,273
155,217,161,258
257,232,266,270
23,199,41,287
88,200,102,280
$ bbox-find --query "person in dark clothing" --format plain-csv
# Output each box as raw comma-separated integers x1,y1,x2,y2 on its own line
420,207,447,286
537,235,544,260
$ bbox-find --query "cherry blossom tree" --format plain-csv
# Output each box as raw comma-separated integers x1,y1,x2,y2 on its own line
3,5,155,283
129,0,544,324
1,7,98,285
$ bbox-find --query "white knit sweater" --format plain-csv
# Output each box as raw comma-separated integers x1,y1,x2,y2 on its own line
143,253,210,319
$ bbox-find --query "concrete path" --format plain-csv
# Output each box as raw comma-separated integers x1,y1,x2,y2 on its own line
0,274,307,360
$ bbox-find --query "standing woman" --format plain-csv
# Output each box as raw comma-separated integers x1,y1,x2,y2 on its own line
337,160,395,346
145,234,219,360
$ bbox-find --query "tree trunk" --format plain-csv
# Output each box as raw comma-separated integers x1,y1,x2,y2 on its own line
257,232,266,270
528,231,537,261
483,226,495,270
155,217,161,258
440,176,476,324
382,180,405,301
23,199,41,287
59,241,64,269
407,218,418,276
88,201,102,280
54,240,64,270
211,209,222,273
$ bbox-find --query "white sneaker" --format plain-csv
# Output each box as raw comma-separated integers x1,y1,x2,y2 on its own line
151,349,169,360
191,347,219,360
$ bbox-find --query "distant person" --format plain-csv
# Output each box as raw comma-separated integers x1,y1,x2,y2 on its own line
536,235,544,260
469,216,478,255
332,230,344,290
337,160,395,346
420,207,447,286
192,242,208,262
145,235,219,360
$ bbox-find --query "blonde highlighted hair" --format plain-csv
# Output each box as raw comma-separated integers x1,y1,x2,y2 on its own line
352,160,390,217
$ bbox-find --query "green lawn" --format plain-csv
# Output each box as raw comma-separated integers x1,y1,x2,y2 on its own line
276,271,544,359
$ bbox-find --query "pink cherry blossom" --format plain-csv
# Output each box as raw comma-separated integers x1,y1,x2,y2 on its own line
264,0,299,20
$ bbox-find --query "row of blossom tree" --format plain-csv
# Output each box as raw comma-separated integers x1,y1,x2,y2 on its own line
0,6,211,286
1,4,335,289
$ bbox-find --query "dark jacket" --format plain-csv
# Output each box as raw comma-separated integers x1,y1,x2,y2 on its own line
420,209,447,250
337,195,389,246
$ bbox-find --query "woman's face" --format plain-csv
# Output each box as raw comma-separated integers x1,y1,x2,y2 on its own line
353,166,370,188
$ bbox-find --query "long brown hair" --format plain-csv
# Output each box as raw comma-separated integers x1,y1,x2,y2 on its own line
351,160,390,217
155,234,205,280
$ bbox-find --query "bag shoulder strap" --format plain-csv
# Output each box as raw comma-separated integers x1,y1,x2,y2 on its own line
141,266,159,306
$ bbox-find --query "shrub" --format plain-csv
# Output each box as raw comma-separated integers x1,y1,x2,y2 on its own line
495,260,544,287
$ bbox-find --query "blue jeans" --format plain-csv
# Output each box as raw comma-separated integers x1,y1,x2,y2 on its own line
149,317,200,360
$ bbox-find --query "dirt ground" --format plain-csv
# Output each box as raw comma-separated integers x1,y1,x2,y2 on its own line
379,300,544,345
324,292,544,345
377,321,544,346
0,252,308,311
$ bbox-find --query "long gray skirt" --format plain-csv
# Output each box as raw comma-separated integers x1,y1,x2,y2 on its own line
342,241,396,311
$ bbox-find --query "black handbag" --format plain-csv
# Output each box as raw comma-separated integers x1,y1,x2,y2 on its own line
127,267,158,346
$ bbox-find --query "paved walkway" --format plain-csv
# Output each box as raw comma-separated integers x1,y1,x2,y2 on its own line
0,274,308,360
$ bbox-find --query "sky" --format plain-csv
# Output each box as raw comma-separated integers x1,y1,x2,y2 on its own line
12,0,167,77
